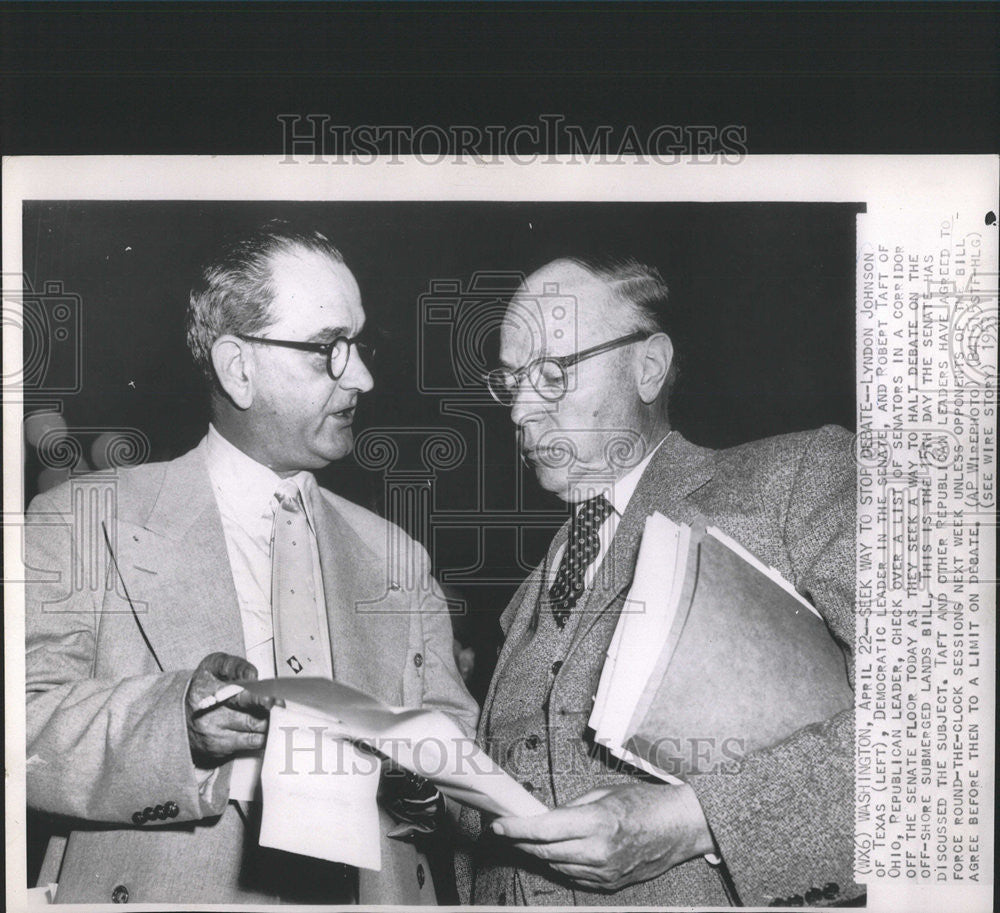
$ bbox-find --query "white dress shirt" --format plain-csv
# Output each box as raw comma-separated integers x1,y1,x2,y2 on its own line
547,433,671,591
202,425,331,799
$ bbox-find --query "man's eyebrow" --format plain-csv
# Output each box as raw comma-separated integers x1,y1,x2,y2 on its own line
498,348,545,370
497,354,529,371
303,326,351,342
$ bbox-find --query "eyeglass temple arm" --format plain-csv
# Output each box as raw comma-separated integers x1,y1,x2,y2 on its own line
553,329,652,367
238,335,332,353
484,330,652,384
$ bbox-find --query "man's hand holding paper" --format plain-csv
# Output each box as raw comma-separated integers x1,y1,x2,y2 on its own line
185,652,275,766
227,676,544,869
490,781,714,892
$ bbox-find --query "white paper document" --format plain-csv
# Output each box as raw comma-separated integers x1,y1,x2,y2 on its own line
244,677,547,820
227,752,264,803
259,704,383,870
592,513,690,756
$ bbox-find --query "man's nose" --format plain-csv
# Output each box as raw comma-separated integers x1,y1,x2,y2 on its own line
341,346,374,393
509,382,545,428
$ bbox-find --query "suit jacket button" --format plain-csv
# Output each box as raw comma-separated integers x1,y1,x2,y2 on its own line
525,734,540,749
769,901,785,907
787,895,804,906
413,653,423,668
111,884,129,903
142,806,155,821
822,882,839,898
416,863,425,888
550,661,562,676
521,781,535,793
131,812,144,826
164,801,179,818
805,887,823,903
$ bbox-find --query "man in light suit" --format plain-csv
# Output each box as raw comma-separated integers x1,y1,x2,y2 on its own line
26,222,479,904
459,257,862,907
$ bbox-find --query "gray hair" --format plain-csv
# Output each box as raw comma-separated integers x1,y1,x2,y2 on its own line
566,256,679,394
186,220,345,383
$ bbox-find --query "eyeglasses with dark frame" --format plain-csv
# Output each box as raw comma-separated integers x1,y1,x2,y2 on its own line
485,330,653,406
237,333,375,381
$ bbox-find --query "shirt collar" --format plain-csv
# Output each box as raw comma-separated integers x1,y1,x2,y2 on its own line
597,431,672,517
204,425,318,532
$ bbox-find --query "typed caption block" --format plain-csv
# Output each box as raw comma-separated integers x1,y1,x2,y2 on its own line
855,206,996,888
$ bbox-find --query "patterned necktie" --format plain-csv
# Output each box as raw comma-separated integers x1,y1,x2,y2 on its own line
271,479,333,678
548,494,614,628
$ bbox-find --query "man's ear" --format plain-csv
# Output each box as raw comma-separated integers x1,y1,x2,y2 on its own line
636,333,674,404
211,335,255,410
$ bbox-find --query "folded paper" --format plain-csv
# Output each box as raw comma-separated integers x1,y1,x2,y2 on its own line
244,677,547,820
259,704,382,869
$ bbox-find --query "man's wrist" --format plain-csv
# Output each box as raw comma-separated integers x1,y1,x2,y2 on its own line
674,782,716,858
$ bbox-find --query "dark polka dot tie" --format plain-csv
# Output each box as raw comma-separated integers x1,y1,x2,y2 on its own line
548,495,614,628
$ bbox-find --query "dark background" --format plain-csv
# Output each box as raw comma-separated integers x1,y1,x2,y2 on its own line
2,3,998,155
22,199,860,700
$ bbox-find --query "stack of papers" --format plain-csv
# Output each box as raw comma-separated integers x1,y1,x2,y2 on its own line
590,512,853,783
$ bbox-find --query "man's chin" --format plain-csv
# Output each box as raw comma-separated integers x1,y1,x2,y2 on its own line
312,430,354,466
530,464,573,500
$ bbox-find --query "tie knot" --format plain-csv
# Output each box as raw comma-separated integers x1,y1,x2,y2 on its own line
576,494,613,530
274,479,303,512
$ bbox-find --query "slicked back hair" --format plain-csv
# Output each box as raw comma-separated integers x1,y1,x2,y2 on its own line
186,220,345,384
565,255,679,395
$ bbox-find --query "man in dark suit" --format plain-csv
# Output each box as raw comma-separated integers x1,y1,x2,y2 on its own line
458,257,862,907
26,222,479,904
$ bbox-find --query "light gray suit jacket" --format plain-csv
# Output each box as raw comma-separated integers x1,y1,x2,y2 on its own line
26,442,479,905
459,426,862,907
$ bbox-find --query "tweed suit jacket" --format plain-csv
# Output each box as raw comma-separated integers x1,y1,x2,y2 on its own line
25,441,479,905
459,426,862,907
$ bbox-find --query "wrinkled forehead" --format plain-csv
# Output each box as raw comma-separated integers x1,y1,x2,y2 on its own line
500,268,612,364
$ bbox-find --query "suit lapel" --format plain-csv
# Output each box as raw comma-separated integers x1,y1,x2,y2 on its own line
480,519,570,728
310,491,406,700
563,433,717,664
499,519,570,637
124,447,245,670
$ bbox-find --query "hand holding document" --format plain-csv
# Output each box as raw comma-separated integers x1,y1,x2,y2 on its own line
244,675,547,818
590,512,853,783
239,676,546,869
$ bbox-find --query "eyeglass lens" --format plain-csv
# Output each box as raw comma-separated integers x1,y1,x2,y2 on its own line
329,338,374,379
490,360,567,403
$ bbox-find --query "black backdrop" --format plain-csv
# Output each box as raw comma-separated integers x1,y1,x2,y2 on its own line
23,199,860,700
